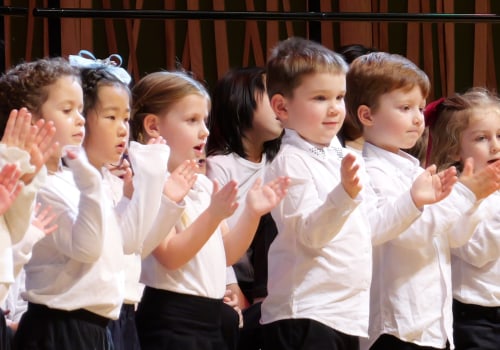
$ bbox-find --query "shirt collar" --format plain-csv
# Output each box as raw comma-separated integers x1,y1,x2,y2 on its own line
283,129,344,161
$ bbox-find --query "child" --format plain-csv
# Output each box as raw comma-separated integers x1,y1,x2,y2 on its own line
74,58,196,350
130,70,289,350
260,37,459,350
426,88,500,350
345,52,500,349
206,66,283,350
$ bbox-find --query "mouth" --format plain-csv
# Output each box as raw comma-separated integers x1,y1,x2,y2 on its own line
72,132,84,138
487,159,500,164
193,143,205,155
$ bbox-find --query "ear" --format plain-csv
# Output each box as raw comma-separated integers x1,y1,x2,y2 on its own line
270,94,289,122
143,114,161,138
357,105,374,127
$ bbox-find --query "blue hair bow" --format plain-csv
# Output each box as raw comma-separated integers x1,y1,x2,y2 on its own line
68,50,132,85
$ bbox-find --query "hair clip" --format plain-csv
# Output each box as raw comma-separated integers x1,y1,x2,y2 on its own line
68,50,132,85
424,97,445,128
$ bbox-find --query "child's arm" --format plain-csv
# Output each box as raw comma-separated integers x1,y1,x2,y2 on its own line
1,108,57,244
12,203,57,277
140,159,197,257
268,153,362,249
0,164,23,216
222,176,289,266
40,147,106,263
152,180,239,270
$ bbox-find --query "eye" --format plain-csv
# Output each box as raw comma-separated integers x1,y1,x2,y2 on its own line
336,94,345,101
106,115,116,120
314,95,327,101
475,135,487,142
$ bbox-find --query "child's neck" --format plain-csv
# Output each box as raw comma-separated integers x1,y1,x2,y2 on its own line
242,138,263,163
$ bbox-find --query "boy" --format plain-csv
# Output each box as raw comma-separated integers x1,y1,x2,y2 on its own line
345,52,500,349
261,37,459,350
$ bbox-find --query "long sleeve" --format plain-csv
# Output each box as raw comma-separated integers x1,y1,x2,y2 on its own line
39,150,106,263
116,141,173,254
266,151,360,249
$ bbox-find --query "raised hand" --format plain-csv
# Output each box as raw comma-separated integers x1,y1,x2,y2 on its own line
0,164,23,215
340,152,362,199
163,159,198,203
1,108,58,184
246,176,290,217
31,202,58,235
459,158,500,200
22,118,58,184
207,180,239,222
410,164,458,208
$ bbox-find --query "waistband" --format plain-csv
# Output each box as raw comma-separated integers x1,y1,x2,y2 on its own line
453,299,500,323
27,302,111,328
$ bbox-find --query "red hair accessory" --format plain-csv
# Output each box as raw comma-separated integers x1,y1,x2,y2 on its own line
424,97,445,167
424,97,445,128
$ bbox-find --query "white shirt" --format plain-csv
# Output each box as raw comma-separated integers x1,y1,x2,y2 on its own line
362,142,479,350
451,191,500,307
23,149,125,319
141,174,226,299
261,130,421,337
207,153,267,286
105,142,184,304
0,144,45,304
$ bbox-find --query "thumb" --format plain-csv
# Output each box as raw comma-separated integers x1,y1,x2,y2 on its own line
212,179,220,193
424,164,437,176
461,157,474,177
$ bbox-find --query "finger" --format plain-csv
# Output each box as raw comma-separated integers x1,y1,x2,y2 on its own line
1,109,19,144
424,164,437,176
33,202,42,216
44,224,58,235
16,110,33,148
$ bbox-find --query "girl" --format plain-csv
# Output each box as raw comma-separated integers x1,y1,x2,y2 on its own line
74,59,196,350
206,66,283,350
130,70,289,350
427,88,500,350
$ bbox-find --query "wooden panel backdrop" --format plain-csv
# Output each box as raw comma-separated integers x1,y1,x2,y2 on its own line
2,0,499,98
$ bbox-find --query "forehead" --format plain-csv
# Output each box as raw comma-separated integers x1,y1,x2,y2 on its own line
295,72,346,90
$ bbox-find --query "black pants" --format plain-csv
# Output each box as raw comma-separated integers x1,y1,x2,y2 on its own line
220,303,240,350
0,309,10,350
13,303,111,350
370,334,449,350
453,299,500,350
262,318,359,350
108,303,140,350
237,302,263,350
136,287,227,350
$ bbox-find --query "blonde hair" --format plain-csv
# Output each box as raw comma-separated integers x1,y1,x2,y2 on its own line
428,87,500,172
130,71,210,143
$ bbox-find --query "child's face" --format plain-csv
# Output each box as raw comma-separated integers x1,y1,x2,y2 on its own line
250,92,283,143
38,75,85,154
83,85,130,169
457,108,500,171
363,86,425,153
279,72,346,147
157,94,209,172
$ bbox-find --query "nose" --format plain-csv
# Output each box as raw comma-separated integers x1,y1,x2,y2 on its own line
328,100,341,116
491,138,500,153
75,111,85,126
200,122,209,139
118,121,128,137
414,110,424,125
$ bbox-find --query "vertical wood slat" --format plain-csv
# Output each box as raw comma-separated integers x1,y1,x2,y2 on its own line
164,0,176,70
436,0,455,96
213,0,229,79
266,0,279,59
420,0,435,99
186,0,204,80
60,0,93,57
103,0,118,55
406,0,421,68
243,0,265,67
3,0,12,69
473,0,493,88
319,0,334,49
123,0,142,83
338,0,372,48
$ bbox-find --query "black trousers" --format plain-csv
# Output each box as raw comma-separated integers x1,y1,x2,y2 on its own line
136,287,227,350
0,309,10,350
13,303,111,350
453,299,500,350
237,302,263,350
370,334,449,350
108,303,140,350
262,318,359,350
